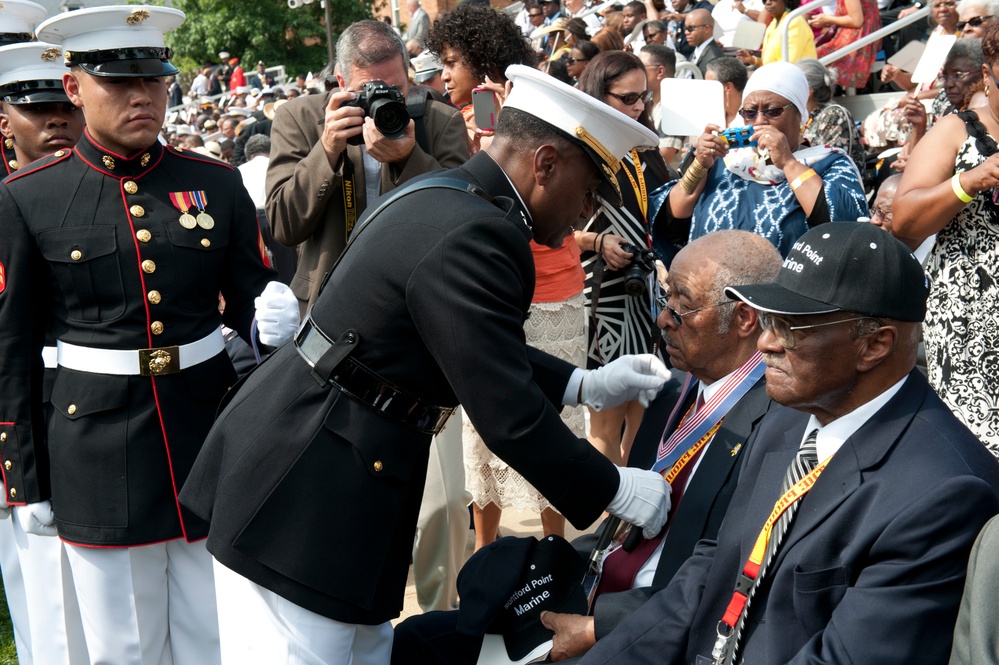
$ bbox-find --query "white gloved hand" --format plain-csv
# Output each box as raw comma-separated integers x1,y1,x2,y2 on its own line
254,281,300,348
581,354,671,410
606,467,671,539
14,500,57,537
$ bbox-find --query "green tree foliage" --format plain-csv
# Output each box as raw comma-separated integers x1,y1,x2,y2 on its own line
167,0,381,82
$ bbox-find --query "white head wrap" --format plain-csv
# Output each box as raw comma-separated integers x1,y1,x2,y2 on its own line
741,61,809,119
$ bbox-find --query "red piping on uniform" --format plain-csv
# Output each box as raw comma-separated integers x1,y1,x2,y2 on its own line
4,149,72,184
119,181,191,541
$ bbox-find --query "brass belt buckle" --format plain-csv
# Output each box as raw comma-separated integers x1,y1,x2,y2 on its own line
139,345,181,376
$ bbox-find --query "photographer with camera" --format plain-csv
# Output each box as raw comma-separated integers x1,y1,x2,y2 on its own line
265,19,469,314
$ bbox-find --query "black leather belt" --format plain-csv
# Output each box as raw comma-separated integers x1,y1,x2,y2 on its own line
294,317,455,436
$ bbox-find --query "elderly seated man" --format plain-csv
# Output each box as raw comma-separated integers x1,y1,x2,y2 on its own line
574,222,999,665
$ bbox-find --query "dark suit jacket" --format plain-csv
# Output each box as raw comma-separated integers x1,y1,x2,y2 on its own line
181,151,620,625
265,90,470,311
578,370,999,665
693,39,725,76
592,374,774,640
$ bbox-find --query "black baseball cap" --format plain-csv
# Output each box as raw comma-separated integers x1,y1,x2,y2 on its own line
456,535,588,663
725,222,929,322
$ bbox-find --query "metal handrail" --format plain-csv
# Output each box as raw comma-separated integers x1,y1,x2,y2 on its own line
782,0,931,65
675,61,704,79
818,5,930,66
781,0,836,62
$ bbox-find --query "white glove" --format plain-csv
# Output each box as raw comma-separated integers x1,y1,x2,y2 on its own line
581,354,671,410
0,490,10,520
14,500,57,537
606,467,671,539
254,281,300,348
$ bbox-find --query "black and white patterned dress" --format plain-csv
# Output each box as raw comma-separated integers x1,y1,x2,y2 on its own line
580,155,664,369
923,130,999,458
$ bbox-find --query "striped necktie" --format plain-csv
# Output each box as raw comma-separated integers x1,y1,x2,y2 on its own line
725,429,819,665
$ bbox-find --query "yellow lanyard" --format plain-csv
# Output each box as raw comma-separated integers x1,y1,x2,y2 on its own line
620,149,648,222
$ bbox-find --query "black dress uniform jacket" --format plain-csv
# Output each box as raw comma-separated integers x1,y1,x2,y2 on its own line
0,129,275,547
181,151,621,626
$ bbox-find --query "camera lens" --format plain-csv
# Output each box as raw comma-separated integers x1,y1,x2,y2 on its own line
368,98,409,139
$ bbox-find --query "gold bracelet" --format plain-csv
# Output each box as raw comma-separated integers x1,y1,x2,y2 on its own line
951,173,974,203
790,168,817,191
680,162,706,194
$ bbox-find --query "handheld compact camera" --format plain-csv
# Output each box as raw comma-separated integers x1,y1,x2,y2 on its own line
345,80,410,145
720,126,756,149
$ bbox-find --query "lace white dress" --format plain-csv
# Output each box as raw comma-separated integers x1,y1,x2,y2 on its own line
463,293,588,513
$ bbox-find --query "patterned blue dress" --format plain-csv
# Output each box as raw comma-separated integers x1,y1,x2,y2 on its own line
650,151,868,256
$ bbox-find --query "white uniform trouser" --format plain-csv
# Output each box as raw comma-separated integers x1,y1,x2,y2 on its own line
64,539,220,665
214,558,393,665
412,407,470,612
0,514,89,665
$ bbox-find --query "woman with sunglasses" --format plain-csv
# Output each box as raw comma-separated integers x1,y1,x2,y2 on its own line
565,39,600,82
737,0,817,66
574,51,678,467
892,23,999,459
650,61,867,257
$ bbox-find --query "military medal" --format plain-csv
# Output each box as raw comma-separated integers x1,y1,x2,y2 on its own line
169,191,214,230
191,190,215,229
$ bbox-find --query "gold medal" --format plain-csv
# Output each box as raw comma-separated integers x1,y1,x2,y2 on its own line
196,212,215,230
179,213,197,229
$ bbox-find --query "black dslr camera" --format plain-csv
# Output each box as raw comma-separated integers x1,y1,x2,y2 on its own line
618,242,658,296
344,80,410,145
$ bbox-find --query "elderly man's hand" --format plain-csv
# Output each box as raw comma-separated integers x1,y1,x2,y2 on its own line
540,612,598,661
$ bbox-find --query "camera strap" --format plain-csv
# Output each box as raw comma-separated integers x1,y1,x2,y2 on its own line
620,149,648,222
342,155,359,242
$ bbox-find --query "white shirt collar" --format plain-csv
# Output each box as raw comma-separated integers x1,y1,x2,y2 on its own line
692,39,711,63
802,375,909,462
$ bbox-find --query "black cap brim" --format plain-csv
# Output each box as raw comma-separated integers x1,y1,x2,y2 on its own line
3,89,73,105
80,59,179,78
578,142,622,207
724,283,840,316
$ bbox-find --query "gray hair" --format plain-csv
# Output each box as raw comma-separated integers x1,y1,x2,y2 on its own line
335,20,409,87
947,37,986,69
244,134,271,161
957,0,999,17
796,58,837,104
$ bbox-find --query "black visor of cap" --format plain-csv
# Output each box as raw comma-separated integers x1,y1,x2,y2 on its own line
0,33,35,47
67,47,179,78
0,80,71,105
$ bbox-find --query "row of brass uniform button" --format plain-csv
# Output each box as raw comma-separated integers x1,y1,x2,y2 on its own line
0,432,9,497
123,181,161,336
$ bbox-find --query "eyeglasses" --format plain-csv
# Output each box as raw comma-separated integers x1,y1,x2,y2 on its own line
738,103,795,121
607,89,654,105
684,23,709,30
659,300,733,326
956,14,993,29
566,57,590,64
932,0,957,7
758,312,883,349
870,205,893,222
941,69,980,82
